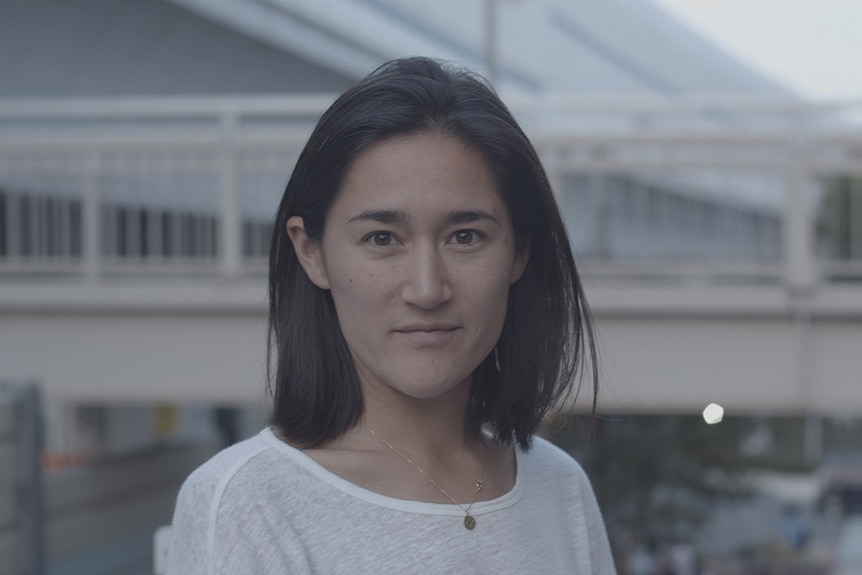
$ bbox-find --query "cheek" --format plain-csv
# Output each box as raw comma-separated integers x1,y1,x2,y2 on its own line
326,263,392,324
471,252,519,293
465,265,515,322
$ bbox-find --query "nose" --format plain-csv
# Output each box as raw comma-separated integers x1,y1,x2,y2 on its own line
400,244,452,309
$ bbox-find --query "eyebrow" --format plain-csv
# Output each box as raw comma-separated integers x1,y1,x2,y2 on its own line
446,210,498,225
347,209,498,225
348,209,409,224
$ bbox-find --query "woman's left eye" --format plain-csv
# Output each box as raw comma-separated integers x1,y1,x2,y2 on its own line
451,230,481,246
369,232,395,247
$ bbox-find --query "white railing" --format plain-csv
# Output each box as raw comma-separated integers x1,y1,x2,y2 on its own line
1,96,861,287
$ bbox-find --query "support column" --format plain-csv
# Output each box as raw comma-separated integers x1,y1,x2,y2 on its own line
484,0,498,86
785,113,818,421
220,113,241,277
82,152,101,280
784,120,817,291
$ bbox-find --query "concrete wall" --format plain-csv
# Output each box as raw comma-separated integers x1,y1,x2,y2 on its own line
589,284,862,415
2,281,862,414
0,282,269,404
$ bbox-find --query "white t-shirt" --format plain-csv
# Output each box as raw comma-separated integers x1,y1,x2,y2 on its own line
167,427,616,574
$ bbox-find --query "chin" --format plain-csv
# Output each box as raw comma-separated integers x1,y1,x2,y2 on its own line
390,376,471,401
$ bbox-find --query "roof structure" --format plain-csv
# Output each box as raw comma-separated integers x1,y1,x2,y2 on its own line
0,0,791,98
169,0,793,95
0,0,355,97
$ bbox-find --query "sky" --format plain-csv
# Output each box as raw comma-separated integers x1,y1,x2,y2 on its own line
652,0,862,100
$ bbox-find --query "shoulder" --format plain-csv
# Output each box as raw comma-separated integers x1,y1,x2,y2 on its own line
517,435,596,500
519,435,589,478
180,431,273,493
519,437,617,572
173,428,294,521
167,429,313,574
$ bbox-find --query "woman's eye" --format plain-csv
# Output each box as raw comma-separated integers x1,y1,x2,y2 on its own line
452,230,480,245
369,232,394,247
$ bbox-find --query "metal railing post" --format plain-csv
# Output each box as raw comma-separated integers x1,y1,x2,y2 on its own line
220,112,242,277
784,112,817,292
0,382,44,575
82,152,101,279
20,383,44,575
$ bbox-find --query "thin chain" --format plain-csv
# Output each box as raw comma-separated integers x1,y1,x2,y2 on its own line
362,423,485,529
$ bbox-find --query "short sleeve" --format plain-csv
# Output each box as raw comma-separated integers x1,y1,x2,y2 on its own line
165,451,314,575
166,474,215,575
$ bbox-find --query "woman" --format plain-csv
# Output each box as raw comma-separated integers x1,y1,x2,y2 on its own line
168,57,615,574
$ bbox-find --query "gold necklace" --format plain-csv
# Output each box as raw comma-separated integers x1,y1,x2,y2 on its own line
362,423,485,530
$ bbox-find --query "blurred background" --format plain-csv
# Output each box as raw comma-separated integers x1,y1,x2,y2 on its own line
1,0,861,573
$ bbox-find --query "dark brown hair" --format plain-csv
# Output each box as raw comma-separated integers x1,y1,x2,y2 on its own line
268,57,596,449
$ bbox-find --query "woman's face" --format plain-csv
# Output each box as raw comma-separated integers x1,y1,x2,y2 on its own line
289,132,528,405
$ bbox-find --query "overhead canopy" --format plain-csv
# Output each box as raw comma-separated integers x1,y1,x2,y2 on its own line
0,0,790,98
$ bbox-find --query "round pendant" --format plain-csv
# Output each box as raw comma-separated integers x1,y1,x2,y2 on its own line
464,514,476,530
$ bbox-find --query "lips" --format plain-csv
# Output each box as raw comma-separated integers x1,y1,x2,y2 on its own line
394,324,460,345
396,323,459,333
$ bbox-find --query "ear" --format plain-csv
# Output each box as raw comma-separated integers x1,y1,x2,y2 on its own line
286,216,330,289
510,238,531,285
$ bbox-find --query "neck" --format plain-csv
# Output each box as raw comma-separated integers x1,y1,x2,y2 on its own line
296,376,515,511
363,402,476,458
355,378,479,461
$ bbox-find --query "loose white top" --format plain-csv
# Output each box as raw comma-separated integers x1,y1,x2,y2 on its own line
167,428,616,574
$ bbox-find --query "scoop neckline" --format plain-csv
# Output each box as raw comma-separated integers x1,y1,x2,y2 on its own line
260,426,526,517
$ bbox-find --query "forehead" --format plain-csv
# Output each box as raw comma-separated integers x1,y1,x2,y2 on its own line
330,132,506,221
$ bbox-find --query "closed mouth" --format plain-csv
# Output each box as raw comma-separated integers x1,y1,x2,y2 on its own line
395,324,459,333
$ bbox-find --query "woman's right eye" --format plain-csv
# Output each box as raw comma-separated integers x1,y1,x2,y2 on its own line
368,232,395,247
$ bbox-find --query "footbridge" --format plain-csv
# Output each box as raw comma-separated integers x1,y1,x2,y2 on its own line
2,96,861,415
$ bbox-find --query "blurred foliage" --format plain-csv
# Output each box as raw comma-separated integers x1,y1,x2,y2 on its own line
545,414,753,551
823,416,862,448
